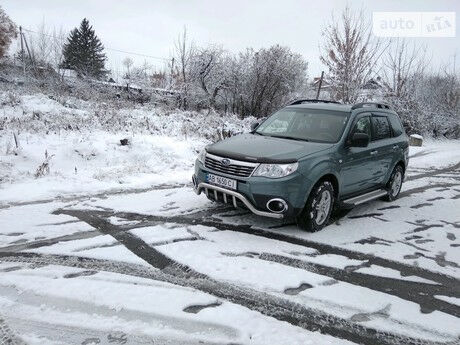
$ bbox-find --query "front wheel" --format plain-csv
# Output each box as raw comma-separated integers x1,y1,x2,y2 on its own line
296,181,335,232
383,165,404,201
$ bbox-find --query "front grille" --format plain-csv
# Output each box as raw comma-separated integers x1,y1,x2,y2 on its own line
205,188,247,209
205,154,257,177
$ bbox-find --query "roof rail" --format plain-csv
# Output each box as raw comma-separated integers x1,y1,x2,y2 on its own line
289,99,341,105
351,102,391,110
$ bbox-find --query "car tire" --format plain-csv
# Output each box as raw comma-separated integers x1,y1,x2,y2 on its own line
383,165,404,201
297,181,335,232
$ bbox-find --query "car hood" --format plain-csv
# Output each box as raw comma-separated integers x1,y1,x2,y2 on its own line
206,133,334,163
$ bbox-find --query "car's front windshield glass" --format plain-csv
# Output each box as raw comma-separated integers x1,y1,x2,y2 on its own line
255,108,350,143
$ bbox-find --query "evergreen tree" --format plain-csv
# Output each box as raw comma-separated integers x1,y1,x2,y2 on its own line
62,18,107,79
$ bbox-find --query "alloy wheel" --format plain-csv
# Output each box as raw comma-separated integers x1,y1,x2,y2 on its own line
315,190,332,225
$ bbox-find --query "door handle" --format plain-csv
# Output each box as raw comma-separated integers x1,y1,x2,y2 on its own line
370,150,378,155
392,145,399,150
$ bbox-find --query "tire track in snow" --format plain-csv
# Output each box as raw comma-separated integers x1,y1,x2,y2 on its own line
0,316,25,345
406,162,460,182
14,208,451,345
222,251,460,317
0,183,187,210
92,207,458,289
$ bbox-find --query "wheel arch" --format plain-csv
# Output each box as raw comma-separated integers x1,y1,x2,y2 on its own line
317,173,339,198
395,160,406,175
303,172,340,205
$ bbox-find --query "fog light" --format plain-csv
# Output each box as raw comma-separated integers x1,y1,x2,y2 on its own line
266,198,288,213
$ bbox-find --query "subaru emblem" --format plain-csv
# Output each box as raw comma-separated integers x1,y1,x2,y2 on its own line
221,158,231,166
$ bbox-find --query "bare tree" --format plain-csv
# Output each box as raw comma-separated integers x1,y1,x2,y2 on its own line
130,61,155,88
30,20,52,65
320,6,383,103
122,57,134,78
50,26,66,73
17,22,66,73
380,39,428,98
173,27,194,109
240,45,308,117
0,6,17,58
189,45,229,109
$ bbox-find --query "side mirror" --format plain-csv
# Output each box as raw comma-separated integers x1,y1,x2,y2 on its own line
250,122,260,132
350,133,370,147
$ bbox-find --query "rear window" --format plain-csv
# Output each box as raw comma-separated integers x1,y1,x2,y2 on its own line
388,114,404,137
371,116,391,140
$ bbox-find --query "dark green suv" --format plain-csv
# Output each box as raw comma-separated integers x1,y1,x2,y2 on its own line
193,100,409,231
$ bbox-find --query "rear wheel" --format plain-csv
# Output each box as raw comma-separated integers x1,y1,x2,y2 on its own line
383,165,404,201
296,181,334,232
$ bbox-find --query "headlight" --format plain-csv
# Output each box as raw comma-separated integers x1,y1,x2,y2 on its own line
253,162,298,178
197,149,206,164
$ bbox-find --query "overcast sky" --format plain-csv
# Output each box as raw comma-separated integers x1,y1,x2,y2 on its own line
3,0,459,78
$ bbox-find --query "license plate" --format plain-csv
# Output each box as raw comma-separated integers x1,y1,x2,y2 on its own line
206,173,237,190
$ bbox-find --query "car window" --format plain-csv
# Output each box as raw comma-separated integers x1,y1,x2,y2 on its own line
256,108,350,143
388,114,404,137
352,116,371,138
262,111,294,133
371,115,391,140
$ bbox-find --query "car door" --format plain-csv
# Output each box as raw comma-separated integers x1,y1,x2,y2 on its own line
370,113,394,186
341,114,377,196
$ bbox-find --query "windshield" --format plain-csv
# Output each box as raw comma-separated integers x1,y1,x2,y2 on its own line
255,108,350,143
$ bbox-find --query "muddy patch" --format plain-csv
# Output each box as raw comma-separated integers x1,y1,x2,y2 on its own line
377,205,400,211
350,304,391,322
107,331,128,344
183,301,222,314
405,235,423,241
426,197,444,202
447,233,456,241
403,251,459,269
442,220,460,229
405,220,444,234
64,270,98,279
320,279,339,286
2,232,25,237
344,261,371,273
284,283,313,295
37,219,81,227
435,187,450,192
348,213,384,219
410,203,433,209
414,239,434,244
221,251,259,258
0,265,22,272
354,237,393,246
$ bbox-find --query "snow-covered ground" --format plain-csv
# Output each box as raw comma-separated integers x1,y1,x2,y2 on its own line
1,92,460,345
0,91,253,204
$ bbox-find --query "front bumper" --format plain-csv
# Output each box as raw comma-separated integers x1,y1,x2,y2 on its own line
194,181,284,219
193,159,311,219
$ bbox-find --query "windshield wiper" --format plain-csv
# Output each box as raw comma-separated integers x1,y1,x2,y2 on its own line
270,135,309,142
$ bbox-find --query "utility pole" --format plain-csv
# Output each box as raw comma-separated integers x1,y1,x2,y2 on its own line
19,26,25,77
21,29,37,75
315,71,324,100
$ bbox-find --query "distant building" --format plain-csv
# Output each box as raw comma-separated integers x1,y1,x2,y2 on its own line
311,75,384,101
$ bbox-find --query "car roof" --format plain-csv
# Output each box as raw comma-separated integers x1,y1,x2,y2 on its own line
285,103,352,112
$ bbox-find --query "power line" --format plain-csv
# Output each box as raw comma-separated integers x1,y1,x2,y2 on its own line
21,27,170,62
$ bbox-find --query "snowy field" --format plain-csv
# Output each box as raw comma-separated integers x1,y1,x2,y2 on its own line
1,93,460,345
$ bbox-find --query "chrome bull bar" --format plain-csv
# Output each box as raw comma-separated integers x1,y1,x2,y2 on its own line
194,182,284,219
